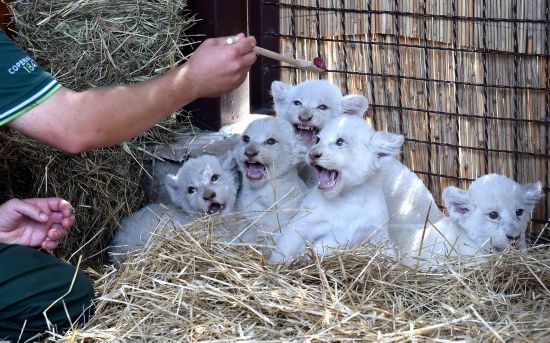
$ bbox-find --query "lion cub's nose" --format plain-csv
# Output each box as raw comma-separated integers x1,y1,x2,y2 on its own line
245,148,259,158
299,113,313,122
309,151,322,160
203,190,216,201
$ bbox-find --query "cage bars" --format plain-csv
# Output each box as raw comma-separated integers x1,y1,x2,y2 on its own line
271,0,549,231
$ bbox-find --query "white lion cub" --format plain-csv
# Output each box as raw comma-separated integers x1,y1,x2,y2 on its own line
234,117,308,247
271,79,443,227
109,154,238,260
392,174,542,267
271,80,370,145
380,158,444,230
271,80,369,187
164,154,239,218
270,115,404,262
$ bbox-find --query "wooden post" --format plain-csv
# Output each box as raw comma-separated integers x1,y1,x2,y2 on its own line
0,1,16,37
248,0,280,115
185,0,249,131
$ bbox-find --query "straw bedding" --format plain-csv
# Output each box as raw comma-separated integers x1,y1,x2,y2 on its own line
62,219,550,342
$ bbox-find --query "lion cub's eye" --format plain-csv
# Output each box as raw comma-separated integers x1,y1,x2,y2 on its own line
516,209,524,217
488,211,499,220
335,138,345,146
314,136,320,144
317,104,328,110
188,186,197,194
265,138,277,145
293,100,302,106
242,135,250,143
211,174,219,182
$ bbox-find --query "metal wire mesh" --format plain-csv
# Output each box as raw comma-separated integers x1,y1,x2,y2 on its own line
259,0,549,234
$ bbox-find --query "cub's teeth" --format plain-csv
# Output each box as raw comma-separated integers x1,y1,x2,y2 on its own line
297,124,315,131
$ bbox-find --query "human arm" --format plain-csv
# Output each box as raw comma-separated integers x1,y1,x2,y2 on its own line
0,198,75,250
7,33,257,153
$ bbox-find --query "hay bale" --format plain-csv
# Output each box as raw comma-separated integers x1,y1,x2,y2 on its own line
0,130,147,268
8,0,197,89
1,0,197,268
58,219,550,341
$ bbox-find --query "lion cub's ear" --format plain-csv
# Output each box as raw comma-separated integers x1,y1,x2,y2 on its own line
340,94,369,117
368,131,403,163
271,81,292,114
443,186,473,220
164,173,180,204
219,153,242,193
522,181,543,212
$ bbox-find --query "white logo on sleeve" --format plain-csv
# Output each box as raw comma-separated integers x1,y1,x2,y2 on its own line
8,56,39,75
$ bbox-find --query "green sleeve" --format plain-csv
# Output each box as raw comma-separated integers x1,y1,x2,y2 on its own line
0,31,61,126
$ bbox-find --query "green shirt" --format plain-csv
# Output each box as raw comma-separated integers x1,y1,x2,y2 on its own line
0,30,60,126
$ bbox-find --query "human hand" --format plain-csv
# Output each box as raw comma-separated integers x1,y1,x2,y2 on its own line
182,33,257,98
0,198,75,250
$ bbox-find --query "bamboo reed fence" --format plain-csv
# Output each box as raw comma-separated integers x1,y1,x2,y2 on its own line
277,0,549,235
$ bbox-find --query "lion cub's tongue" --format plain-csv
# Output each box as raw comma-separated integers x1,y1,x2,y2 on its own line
246,163,265,180
318,168,337,189
298,128,316,144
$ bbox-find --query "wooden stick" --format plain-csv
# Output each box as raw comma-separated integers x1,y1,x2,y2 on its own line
253,46,326,73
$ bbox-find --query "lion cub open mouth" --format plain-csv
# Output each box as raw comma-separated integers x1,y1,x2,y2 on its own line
245,162,266,180
207,202,225,215
315,165,339,190
295,124,319,144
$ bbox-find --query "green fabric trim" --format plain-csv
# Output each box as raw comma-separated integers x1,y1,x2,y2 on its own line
0,83,61,126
